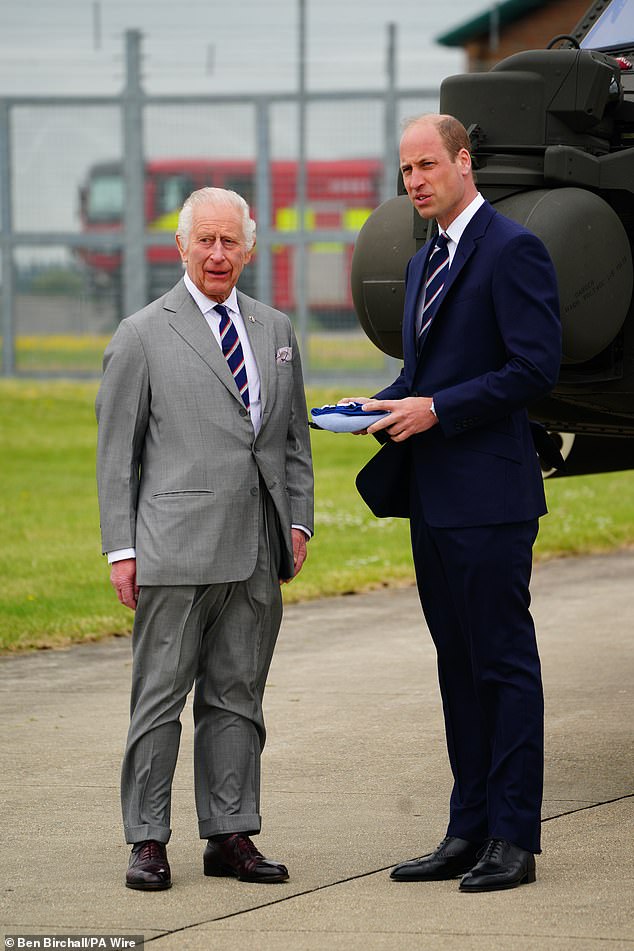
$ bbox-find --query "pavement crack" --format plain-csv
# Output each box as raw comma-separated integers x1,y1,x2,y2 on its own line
141,863,399,943
542,791,633,823
142,794,634,945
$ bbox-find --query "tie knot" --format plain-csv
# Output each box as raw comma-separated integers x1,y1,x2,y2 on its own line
435,232,449,252
213,303,229,321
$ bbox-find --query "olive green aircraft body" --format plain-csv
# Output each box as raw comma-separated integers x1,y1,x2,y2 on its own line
352,0,634,475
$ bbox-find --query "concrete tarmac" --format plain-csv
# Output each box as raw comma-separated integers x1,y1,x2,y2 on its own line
1,551,633,950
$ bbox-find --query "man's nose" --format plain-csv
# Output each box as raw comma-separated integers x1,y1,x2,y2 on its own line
209,239,225,259
410,168,426,190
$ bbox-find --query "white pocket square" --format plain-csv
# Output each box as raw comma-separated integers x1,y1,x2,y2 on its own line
276,347,293,364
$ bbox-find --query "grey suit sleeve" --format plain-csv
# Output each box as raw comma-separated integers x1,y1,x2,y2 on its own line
95,321,150,554
285,325,314,535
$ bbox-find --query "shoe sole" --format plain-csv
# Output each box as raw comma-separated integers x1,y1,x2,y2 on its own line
391,873,467,881
204,863,288,883
460,872,536,893
391,864,477,882
125,880,172,891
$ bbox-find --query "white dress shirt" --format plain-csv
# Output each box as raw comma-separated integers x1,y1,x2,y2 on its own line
426,192,485,420
183,273,263,436
441,192,485,266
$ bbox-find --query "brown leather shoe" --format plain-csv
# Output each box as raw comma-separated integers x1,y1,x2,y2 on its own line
203,834,289,883
126,839,172,891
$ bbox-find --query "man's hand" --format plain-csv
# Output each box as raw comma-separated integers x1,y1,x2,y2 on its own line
337,396,371,435
282,528,309,583
362,397,438,442
110,558,139,610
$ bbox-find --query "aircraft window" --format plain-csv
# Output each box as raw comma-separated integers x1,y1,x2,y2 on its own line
581,0,634,51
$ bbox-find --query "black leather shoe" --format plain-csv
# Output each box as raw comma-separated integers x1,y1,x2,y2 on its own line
390,836,484,881
126,840,171,891
459,838,536,892
203,834,289,883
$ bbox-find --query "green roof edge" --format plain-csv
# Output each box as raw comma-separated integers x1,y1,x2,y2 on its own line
436,0,551,47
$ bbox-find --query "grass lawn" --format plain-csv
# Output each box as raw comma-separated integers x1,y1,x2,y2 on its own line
7,332,387,376
1,379,634,652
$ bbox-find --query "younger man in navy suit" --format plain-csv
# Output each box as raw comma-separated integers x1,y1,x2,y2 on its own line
349,114,561,891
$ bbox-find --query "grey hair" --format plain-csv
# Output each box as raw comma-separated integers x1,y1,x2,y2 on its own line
176,187,256,251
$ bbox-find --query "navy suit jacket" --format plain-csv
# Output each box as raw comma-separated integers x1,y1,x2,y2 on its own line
357,200,562,528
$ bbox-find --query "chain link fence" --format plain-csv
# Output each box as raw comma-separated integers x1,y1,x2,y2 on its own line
0,31,438,382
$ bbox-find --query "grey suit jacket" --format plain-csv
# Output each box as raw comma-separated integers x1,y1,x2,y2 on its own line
95,279,314,585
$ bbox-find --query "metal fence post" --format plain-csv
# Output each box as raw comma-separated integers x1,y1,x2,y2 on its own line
0,100,15,376
295,0,309,371
383,23,403,379
121,30,147,317
383,23,399,204
255,99,273,306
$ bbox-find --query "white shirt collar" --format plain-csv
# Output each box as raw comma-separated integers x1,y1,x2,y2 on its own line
442,192,485,247
184,271,240,318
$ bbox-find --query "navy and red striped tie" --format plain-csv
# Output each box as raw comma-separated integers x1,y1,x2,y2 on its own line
214,304,250,409
418,232,450,351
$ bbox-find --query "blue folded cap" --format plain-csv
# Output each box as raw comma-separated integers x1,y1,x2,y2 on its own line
310,402,389,433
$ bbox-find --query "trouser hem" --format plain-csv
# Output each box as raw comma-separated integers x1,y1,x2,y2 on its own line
125,823,171,845
198,813,261,839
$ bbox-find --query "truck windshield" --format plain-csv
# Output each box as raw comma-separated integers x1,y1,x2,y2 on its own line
580,0,634,52
86,173,124,223
156,174,195,216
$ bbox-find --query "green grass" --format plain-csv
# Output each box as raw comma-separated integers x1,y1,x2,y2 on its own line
307,334,385,374
5,332,386,376
1,379,634,652
10,335,111,373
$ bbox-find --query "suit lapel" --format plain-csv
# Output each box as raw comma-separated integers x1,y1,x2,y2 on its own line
237,291,273,418
403,251,429,372
165,279,242,403
440,201,493,297
416,202,494,359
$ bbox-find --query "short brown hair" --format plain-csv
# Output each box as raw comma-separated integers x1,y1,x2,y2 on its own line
402,113,471,162
436,115,472,160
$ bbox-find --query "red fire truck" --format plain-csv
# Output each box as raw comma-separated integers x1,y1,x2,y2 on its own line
77,157,383,324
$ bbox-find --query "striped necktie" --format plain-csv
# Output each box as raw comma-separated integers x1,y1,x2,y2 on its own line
214,304,250,409
418,232,450,350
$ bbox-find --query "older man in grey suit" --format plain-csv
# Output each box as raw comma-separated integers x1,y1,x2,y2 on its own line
96,186,314,891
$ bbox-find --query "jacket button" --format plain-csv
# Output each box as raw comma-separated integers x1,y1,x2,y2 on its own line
250,486,259,496
239,408,248,417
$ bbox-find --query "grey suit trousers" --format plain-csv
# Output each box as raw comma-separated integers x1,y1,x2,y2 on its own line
121,491,283,844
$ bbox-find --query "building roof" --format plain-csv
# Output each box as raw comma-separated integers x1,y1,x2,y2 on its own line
436,0,551,47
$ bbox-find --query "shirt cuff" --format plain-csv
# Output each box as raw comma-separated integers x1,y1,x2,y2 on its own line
107,548,136,564
292,524,312,540
108,530,311,563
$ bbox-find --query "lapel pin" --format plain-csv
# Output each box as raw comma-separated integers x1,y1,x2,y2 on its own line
248,314,255,323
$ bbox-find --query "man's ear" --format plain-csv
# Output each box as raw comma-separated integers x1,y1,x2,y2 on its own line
458,148,472,176
245,241,255,265
175,233,187,262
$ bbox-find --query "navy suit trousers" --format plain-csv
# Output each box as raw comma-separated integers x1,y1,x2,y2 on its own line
409,493,544,854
